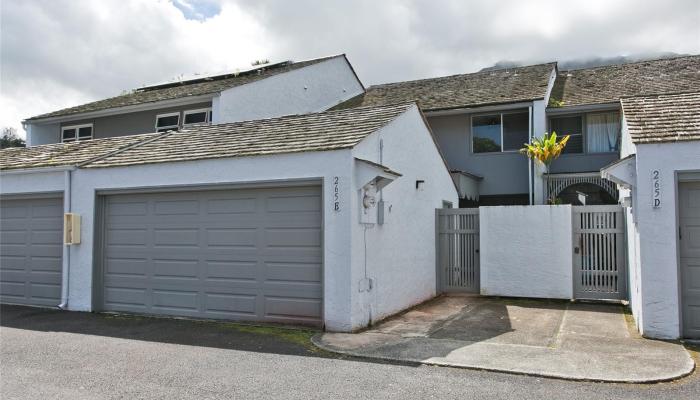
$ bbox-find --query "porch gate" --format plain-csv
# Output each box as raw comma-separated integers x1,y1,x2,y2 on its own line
572,205,627,300
436,208,480,293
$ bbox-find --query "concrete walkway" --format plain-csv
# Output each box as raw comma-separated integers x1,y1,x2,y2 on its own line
313,296,695,383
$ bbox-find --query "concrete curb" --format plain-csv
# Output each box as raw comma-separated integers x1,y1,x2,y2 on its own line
311,333,696,384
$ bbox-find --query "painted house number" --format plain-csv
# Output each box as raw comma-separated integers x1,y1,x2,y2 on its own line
333,176,340,211
652,170,661,208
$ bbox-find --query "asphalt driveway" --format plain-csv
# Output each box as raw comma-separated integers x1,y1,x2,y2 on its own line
2,304,700,399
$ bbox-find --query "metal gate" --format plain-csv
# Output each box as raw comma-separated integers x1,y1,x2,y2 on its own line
572,205,627,300
436,208,479,293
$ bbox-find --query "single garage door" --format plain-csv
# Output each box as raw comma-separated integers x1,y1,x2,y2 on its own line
680,181,700,339
0,196,63,306
99,186,323,326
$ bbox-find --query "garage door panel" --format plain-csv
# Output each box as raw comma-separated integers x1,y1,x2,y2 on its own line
0,197,63,307
204,293,257,316
101,186,322,325
264,296,322,320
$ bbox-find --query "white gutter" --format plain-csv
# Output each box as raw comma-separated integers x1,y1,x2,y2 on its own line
58,169,71,309
0,165,76,175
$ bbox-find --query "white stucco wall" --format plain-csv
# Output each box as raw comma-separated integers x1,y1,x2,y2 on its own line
350,107,458,328
627,141,700,338
26,123,60,146
0,170,66,194
480,205,573,299
215,56,364,124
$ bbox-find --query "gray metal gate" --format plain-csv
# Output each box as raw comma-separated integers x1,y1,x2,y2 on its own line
572,205,627,300
436,208,479,293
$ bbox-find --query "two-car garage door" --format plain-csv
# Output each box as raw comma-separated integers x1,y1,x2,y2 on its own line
98,186,323,326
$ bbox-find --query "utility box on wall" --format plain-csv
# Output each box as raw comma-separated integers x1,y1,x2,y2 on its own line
64,213,81,245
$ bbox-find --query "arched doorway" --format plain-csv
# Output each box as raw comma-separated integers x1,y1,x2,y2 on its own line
557,182,617,205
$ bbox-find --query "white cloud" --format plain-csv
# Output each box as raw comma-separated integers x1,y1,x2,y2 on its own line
1,0,699,139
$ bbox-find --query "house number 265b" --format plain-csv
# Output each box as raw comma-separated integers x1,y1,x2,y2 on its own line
652,170,661,208
333,176,340,211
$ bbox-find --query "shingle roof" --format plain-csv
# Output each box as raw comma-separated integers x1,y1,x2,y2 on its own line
84,103,413,168
26,55,343,121
621,92,700,144
2,103,414,171
549,55,700,107
0,133,162,170
333,63,555,112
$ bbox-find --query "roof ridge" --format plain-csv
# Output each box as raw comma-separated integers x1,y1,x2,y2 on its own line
560,54,700,73
369,62,557,89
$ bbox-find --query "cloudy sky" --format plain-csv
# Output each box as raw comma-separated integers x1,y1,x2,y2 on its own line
1,0,699,138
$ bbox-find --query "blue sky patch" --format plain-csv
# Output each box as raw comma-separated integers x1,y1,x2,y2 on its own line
171,0,221,21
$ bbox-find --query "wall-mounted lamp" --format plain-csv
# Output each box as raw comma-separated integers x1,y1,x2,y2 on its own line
416,180,425,190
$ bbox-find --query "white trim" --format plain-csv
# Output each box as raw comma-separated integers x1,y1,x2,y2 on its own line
425,101,534,117
0,165,77,175
546,102,620,115
155,112,180,132
26,95,215,125
182,107,212,126
61,123,93,143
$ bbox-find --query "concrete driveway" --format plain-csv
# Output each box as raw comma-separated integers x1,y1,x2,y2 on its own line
314,295,695,382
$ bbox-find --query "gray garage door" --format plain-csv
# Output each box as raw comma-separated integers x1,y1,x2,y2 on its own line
99,186,323,326
680,181,700,339
0,196,63,306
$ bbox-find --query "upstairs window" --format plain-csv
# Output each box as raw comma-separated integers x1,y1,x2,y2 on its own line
550,115,583,153
472,111,529,153
62,124,93,142
155,112,180,132
183,108,211,127
586,112,620,153
549,112,619,154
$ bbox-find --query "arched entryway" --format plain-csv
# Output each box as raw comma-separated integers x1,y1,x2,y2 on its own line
557,182,617,205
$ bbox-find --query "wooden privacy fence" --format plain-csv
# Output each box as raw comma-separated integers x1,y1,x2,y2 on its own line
572,205,627,300
436,208,479,293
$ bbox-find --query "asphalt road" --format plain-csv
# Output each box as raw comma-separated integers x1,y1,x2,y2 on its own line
1,305,698,400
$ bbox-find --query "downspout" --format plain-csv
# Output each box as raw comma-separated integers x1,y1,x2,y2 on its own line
528,105,533,205
58,169,72,309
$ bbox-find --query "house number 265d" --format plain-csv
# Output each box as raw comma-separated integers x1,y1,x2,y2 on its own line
652,170,661,208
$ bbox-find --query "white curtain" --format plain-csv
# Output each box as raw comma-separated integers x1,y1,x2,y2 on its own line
586,112,620,153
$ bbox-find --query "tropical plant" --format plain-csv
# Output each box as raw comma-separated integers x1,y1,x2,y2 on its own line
519,131,570,171
520,132,570,204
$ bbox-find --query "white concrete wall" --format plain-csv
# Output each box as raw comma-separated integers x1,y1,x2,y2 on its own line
215,56,364,123
350,106,458,328
629,141,700,338
26,123,60,146
480,205,573,299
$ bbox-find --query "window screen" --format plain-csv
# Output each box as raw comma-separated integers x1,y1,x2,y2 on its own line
184,111,207,125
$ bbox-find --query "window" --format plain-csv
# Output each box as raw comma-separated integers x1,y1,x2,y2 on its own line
586,112,620,153
183,108,211,126
155,112,180,132
548,112,620,154
472,111,529,153
550,115,583,153
61,124,93,142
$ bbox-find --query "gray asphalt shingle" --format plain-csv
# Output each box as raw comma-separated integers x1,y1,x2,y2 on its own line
26,55,342,121
621,92,700,144
549,55,700,107
2,103,414,170
334,63,556,112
